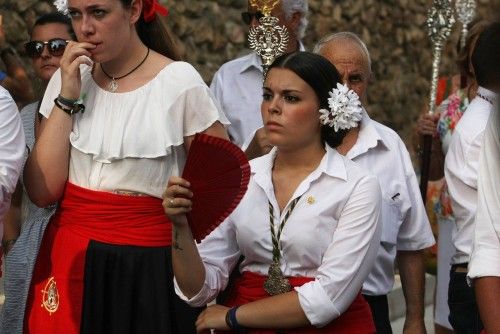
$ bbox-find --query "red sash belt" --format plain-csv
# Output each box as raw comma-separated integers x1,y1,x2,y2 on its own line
54,182,172,246
222,271,376,334
25,182,171,334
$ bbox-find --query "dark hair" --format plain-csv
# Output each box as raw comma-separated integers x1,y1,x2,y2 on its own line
31,12,75,40
456,20,490,80
471,21,500,90
267,51,349,148
120,0,181,61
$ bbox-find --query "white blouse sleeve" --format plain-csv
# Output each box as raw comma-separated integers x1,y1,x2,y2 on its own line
171,84,229,138
468,112,500,279
174,218,241,306
295,174,382,327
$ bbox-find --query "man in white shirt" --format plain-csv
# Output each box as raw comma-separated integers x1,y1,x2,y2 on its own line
210,0,308,150
444,22,500,334
468,103,500,334
0,86,24,240
315,32,435,334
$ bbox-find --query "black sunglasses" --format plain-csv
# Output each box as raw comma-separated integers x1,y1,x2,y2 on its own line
241,11,264,25
24,38,69,58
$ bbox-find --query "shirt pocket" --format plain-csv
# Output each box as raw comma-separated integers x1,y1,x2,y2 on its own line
380,197,403,246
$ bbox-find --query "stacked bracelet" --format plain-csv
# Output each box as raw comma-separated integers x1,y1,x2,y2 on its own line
54,94,85,115
225,306,246,332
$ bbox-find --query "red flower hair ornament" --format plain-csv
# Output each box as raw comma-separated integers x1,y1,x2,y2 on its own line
142,0,169,22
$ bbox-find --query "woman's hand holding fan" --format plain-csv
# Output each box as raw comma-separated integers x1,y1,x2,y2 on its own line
163,134,250,242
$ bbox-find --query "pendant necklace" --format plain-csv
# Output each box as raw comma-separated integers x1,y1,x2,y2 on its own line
100,47,150,92
264,196,302,296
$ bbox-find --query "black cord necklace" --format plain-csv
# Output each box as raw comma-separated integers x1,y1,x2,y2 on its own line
100,47,150,92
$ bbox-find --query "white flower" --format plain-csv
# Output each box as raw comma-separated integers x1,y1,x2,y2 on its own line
53,0,69,14
319,83,363,132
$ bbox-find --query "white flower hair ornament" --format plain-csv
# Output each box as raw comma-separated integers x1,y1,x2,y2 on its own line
319,83,363,132
53,0,69,15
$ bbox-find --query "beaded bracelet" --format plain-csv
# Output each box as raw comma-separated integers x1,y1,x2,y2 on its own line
225,306,246,332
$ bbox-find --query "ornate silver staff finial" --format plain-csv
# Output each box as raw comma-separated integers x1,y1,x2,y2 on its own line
248,0,289,76
420,0,456,203
455,0,476,49
427,0,455,114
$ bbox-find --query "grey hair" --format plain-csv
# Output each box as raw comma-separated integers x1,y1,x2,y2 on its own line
313,31,372,72
281,0,309,39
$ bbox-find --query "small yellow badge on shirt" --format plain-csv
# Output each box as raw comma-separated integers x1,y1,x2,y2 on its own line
307,196,315,205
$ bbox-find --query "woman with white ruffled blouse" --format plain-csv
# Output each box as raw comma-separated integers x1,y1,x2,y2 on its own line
164,51,382,333
22,0,228,333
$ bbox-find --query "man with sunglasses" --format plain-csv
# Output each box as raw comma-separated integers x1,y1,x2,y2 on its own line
210,0,308,152
0,15,34,109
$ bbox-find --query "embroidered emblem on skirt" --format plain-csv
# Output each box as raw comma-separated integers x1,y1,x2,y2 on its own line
41,276,59,314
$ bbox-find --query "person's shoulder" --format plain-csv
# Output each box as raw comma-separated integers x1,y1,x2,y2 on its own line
154,61,208,93
0,86,17,112
368,118,407,151
0,85,13,101
214,53,257,76
454,98,491,140
20,101,38,117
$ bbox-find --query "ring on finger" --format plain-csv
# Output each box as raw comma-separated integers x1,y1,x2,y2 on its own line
169,198,175,207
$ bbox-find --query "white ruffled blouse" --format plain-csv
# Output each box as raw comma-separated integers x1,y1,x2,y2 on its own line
39,62,229,198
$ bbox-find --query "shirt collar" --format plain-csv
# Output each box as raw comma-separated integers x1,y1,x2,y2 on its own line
251,144,348,191
239,41,306,74
346,108,388,160
476,86,497,105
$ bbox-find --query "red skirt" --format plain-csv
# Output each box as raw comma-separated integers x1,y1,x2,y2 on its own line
222,271,376,333
24,182,173,334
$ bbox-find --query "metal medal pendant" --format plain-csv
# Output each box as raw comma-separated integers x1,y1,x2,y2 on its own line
264,261,291,296
108,78,118,92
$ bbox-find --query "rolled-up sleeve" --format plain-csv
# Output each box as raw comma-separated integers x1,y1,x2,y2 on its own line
295,175,382,327
0,88,25,228
174,217,241,307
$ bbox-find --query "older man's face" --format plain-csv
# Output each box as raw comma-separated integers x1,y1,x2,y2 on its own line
246,1,299,42
319,40,370,101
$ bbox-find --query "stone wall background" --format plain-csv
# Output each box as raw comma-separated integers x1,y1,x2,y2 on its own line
1,0,498,155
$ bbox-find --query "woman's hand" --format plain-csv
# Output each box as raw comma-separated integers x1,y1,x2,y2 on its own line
59,41,95,99
162,176,193,226
195,304,230,333
416,113,440,137
245,127,273,160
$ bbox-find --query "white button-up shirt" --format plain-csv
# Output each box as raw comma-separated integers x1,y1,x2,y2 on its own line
468,108,500,279
175,146,382,327
210,45,305,148
445,87,495,265
347,111,435,296
0,87,25,233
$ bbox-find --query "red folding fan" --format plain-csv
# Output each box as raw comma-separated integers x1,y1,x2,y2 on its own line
182,134,250,242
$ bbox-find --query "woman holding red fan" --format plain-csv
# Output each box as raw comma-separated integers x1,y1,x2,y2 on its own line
165,51,382,333
21,0,228,333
